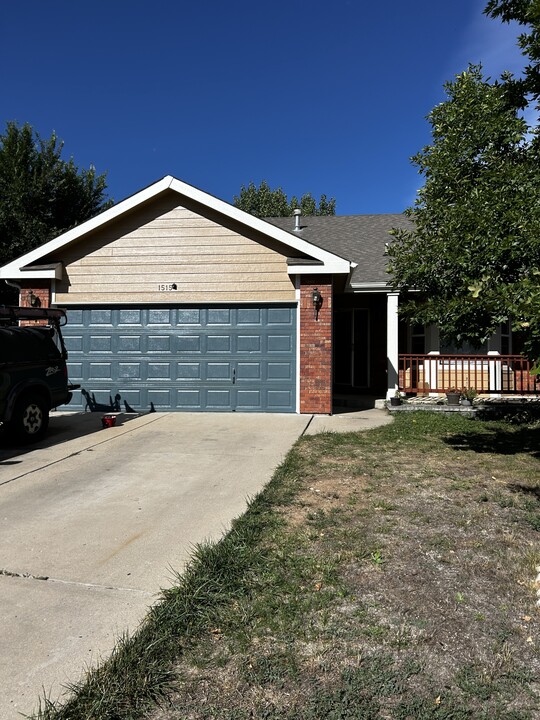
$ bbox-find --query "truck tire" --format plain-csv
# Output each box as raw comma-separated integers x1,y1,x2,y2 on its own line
9,393,49,443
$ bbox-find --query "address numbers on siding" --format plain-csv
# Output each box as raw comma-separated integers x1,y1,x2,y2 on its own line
158,284,178,291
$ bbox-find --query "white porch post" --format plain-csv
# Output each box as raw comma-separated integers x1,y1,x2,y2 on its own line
488,350,502,396
386,292,399,399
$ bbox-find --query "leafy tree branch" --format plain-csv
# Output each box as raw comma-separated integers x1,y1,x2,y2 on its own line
0,121,112,267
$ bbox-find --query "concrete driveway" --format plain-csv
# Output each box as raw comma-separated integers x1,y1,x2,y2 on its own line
0,411,310,718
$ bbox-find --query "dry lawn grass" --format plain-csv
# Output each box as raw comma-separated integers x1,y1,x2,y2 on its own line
146,412,540,720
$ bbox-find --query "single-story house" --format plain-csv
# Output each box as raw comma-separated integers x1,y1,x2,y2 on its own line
0,176,533,414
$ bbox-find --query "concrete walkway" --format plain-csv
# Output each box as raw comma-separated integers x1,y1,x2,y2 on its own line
305,407,393,435
0,406,391,717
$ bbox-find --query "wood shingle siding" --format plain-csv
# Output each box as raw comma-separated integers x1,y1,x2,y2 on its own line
53,195,295,304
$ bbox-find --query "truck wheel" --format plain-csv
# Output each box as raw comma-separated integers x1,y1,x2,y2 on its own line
10,394,49,443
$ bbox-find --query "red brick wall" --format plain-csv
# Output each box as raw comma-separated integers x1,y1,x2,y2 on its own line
17,281,51,325
18,281,51,309
300,276,333,414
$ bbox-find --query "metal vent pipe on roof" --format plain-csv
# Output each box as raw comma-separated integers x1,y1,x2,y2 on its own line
293,208,301,231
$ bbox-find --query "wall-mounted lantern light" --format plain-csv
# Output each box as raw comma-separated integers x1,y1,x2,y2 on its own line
27,290,41,307
312,287,323,320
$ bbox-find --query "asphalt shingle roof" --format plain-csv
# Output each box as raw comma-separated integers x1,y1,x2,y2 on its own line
265,214,413,285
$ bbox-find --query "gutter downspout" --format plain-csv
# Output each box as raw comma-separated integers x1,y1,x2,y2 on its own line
4,279,22,304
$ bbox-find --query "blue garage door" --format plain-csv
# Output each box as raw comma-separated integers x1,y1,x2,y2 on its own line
61,306,297,413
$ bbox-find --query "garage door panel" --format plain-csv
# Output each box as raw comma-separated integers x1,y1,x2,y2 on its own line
148,389,172,405
237,363,261,380
89,310,113,326
206,389,232,408
237,308,262,325
268,334,293,353
177,389,201,408
207,308,231,325
120,389,142,406
207,335,231,353
176,362,201,380
177,335,201,353
67,362,83,381
62,306,296,412
118,362,142,380
147,363,171,380
89,335,113,353
148,335,171,352
65,335,83,353
66,309,84,325
207,362,231,380
118,335,142,353
267,362,293,380
236,389,261,409
118,309,143,325
268,307,294,325
88,363,113,380
237,335,260,353
176,309,201,325
267,390,294,409
82,388,115,407
148,309,173,325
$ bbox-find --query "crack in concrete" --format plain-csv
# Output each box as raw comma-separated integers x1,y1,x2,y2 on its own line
1,567,48,581
300,415,315,436
0,568,154,596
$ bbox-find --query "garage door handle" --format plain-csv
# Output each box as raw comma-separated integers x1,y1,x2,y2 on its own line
232,368,236,384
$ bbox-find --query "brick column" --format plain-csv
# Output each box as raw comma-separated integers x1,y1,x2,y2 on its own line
300,276,333,414
17,281,51,325
18,281,51,309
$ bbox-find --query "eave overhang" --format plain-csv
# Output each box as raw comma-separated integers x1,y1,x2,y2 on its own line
18,263,63,280
349,281,393,294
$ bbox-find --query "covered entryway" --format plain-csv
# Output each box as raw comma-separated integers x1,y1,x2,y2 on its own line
61,305,297,412
332,294,389,397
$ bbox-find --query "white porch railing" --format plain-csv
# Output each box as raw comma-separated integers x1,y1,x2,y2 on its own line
398,353,538,394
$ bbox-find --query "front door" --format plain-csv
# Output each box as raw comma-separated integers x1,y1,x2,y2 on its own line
333,309,369,388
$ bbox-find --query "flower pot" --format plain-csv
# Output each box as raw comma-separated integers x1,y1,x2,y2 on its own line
390,397,402,407
446,393,461,406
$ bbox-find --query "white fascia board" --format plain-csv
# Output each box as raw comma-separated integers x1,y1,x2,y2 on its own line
0,175,351,278
19,268,61,280
18,262,63,280
287,262,350,275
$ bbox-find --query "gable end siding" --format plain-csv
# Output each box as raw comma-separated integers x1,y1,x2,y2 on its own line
51,194,295,304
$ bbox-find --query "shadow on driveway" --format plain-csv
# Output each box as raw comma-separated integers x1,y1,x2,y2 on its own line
0,411,141,464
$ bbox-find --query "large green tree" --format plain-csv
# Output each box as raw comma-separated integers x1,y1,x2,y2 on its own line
387,66,540,366
0,121,111,267
485,0,540,103
233,180,336,217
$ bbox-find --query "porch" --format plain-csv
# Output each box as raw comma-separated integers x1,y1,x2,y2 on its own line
398,353,538,395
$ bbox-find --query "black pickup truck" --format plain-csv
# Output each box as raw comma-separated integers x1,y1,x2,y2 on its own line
0,306,77,442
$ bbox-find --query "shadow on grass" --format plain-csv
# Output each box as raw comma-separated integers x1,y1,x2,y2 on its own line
443,424,540,459
508,482,540,500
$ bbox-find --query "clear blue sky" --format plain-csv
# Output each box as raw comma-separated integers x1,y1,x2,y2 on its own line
0,0,526,215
